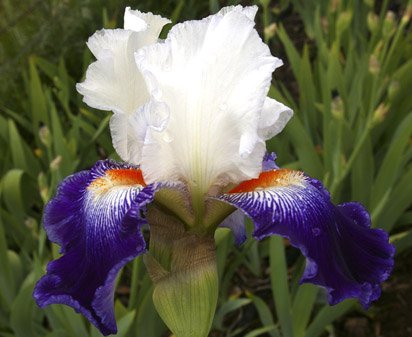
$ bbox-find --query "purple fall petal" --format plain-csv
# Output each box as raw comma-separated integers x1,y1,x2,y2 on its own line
217,169,395,308
33,160,156,335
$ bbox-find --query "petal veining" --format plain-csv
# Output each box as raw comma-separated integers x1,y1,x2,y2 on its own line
33,160,156,335
136,6,290,193
77,28,149,115
216,169,395,308
76,9,170,164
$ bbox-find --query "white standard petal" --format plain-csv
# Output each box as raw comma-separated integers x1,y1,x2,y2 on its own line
136,7,286,195
76,9,170,164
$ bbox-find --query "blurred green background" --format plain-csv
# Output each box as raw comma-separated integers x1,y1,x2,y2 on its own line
0,0,411,336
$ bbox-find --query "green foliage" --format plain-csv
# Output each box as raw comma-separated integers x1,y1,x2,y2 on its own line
266,1,412,335
0,0,411,336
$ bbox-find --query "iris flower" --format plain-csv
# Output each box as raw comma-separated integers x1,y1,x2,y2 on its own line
33,6,394,336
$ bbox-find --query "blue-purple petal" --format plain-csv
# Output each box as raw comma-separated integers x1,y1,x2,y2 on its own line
218,210,246,246
262,152,279,171
217,169,395,308
34,160,156,335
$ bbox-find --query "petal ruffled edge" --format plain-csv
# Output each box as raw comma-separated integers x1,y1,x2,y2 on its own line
33,160,157,335
216,169,395,308
135,6,287,188
124,7,171,37
258,97,293,140
76,8,170,165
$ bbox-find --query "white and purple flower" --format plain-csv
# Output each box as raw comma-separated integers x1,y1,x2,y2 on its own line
33,6,394,336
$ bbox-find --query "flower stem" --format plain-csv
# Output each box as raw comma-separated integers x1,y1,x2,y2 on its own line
145,206,219,337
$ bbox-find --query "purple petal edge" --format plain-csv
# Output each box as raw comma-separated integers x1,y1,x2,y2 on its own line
33,160,156,335
217,171,395,308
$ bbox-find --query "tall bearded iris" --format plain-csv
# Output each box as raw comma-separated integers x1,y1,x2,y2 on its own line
33,6,394,337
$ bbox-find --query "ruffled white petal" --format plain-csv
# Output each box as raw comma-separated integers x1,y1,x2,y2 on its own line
258,97,293,139
77,29,146,114
124,7,171,40
217,5,258,21
136,6,287,193
76,9,170,163
109,114,140,163
124,7,148,32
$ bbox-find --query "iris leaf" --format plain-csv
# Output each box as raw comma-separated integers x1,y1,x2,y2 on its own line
371,112,412,217
303,300,355,337
29,57,49,142
247,292,280,337
269,236,294,337
291,284,318,337
213,298,252,330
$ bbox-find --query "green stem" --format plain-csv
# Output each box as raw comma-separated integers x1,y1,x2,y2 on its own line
190,185,206,229
145,206,219,337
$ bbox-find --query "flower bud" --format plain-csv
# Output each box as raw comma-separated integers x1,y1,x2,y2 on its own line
264,23,277,40
383,11,396,38
50,155,62,171
372,103,389,125
38,172,49,203
39,125,51,147
401,5,412,25
321,17,329,33
331,96,344,120
367,12,379,33
369,54,380,75
25,217,36,230
337,11,353,35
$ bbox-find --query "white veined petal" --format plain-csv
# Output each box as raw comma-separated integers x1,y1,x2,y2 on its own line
124,7,148,32
76,9,170,163
109,113,143,164
109,98,170,165
85,28,129,59
136,7,287,192
258,97,293,139
76,28,149,115
217,5,258,21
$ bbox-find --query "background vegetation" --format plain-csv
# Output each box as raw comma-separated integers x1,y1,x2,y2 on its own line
0,0,411,336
